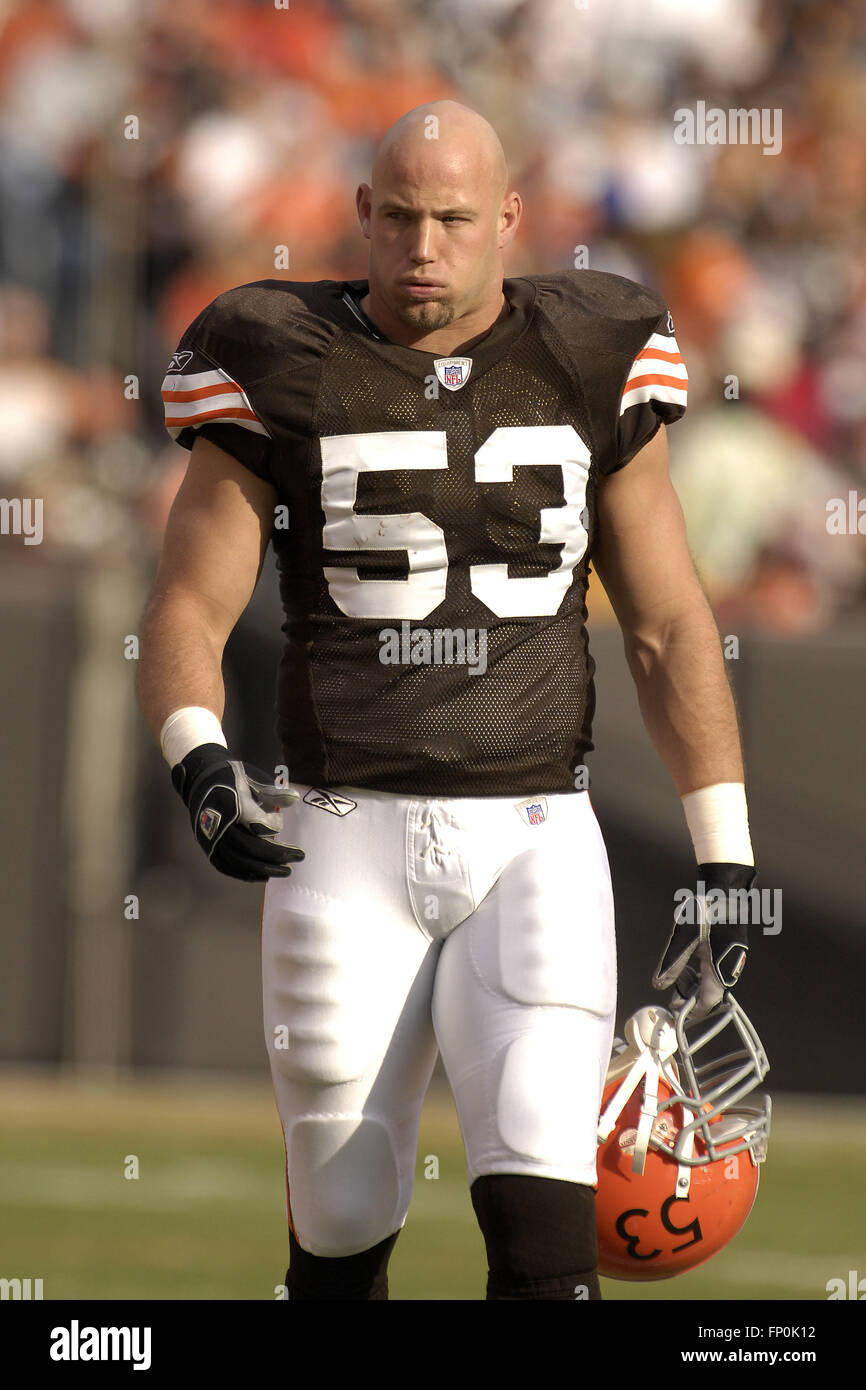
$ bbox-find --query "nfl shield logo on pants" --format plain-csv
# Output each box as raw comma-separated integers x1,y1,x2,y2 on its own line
515,797,548,827
434,356,472,391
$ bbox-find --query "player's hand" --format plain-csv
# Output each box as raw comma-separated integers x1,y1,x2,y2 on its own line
171,742,305,882
653,863,757,1020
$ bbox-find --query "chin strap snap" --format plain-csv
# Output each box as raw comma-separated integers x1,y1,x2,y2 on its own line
675,1129,696,1198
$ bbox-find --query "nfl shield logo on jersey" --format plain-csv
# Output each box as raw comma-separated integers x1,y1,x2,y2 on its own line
434,357,472,391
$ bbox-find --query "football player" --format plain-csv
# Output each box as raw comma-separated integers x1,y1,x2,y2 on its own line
138,100,758,1300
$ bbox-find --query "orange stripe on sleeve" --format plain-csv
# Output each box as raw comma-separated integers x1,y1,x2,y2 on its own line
623,372,688,392
633,347,684,365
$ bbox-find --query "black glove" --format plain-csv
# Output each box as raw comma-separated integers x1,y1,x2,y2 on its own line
171,743,305,882
653,862,757,1018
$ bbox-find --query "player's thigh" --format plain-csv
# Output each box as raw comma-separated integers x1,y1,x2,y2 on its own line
262,785,427,1086
432,808,616,1184
262,795,441,1254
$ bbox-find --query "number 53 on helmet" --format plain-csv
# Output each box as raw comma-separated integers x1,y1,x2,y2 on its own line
596,995,771,1280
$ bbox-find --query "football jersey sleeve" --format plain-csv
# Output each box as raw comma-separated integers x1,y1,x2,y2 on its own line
615,306,688,471
160,309,275,484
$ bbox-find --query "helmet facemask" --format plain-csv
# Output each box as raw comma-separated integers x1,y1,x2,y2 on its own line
598,994,771,1198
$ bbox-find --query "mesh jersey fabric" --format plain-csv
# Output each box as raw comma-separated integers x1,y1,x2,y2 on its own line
161,270,687,795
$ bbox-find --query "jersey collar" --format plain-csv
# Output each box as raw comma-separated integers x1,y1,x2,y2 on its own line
334,277,537,387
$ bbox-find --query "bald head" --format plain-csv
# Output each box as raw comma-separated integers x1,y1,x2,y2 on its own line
371,101,508,206
356,101,521,351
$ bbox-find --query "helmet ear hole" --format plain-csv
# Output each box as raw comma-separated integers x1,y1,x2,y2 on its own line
596,996,770,1281
625,1004,674,1051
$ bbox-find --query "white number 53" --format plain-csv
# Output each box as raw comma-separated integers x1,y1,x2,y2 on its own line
320,425,590,620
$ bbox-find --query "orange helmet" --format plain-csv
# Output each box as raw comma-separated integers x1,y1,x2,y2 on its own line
596,994,770,1280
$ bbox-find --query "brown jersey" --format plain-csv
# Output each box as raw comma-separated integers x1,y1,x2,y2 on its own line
161,271,688,795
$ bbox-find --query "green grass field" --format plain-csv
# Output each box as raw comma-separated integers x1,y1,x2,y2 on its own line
1,1068,863,1301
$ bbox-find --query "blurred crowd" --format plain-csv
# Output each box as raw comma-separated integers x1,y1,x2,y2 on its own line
1,0,864,633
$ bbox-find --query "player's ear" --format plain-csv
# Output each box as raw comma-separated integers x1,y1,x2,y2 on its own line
356,184,373,238
498,192,521,248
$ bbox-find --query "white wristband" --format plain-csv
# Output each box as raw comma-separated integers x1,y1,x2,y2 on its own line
159,706,227,769
681,782,754,866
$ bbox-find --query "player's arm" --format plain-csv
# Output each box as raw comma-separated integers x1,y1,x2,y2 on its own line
137,435,303,882
591,423,743,796
592,423,754,1015
138,434,274,739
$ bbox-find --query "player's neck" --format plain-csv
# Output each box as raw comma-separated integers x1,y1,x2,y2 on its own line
358,288,509,354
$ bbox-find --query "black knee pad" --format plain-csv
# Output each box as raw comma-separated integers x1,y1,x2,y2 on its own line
470,1173,601,1300
285,1228,400,1301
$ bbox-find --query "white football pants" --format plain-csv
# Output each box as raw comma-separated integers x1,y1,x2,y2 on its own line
262,784,616,1257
